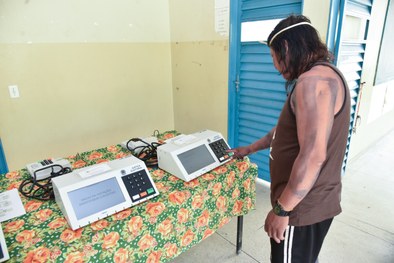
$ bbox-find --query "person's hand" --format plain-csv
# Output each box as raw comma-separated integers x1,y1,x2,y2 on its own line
227,146,251,159
264,210,289,243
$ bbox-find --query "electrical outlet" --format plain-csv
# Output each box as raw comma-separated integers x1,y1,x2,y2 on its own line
8,85,20,98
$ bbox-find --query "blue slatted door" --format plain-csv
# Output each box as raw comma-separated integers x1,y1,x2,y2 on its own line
238,44,286,182
229,0,302,181
0,139,8,174
334,0,373,172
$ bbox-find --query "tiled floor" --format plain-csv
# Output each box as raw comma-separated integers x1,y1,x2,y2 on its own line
172,128,394,263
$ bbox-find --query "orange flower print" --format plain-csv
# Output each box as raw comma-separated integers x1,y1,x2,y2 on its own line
233,200,244,214
226,171,236,188
191,194,204,209
24,200,43,212
128,216,143,237
196,210,210,228
23,247,51,263
219,217,230,228
24,251,35,263
82,245,96,257
88,151,103,160
164,243,178,258
246,197,253,210
114,248,128,263
48,217,67,229
90,219,109,231
243,178,251,191
96,159,109,164
232,188,240,199
7,181,22,190
50,247,62,260
64,251,84,263
201,173,215,180
147,251,162,263
60,228,83,243
236,161,249,172
113,209,132,221
216,196,227,212
212,182,222,196
155,182,167,191
168,191,189,205
177,208,189,223
152,169,165,178
203,229,214,240
35,209,52,221
184,179,199,188
181,230,195,247
102,232,120,250
138,234,157,251
157,219,173,236
16,229,36,243
107,145,119,153
4,220,24,232
213,166,227,174
163,133,175,140
116,152,128,159
168,175,179,182
72,159,86,169
5,171,20,179
146,202,166,217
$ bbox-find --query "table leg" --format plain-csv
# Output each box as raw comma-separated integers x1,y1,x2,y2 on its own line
236,215,243,254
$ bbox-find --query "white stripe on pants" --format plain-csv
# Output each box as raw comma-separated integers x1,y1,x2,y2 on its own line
283,225,295,263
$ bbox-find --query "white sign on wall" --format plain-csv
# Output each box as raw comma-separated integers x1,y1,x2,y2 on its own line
215,0,229,36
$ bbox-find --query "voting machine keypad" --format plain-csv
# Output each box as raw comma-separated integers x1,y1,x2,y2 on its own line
40,159,54,166
209,139,232,162
121,170,156,202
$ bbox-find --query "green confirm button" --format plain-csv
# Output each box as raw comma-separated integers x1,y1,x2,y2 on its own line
147,188,155,194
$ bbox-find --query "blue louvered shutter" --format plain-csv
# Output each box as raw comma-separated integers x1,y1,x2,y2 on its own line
332,0,373,172
228,0,302,182
0,139,8,174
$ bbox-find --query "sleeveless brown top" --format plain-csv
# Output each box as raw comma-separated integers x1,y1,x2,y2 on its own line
269,62,351,226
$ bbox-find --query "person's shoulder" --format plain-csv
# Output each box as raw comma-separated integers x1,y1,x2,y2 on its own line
299,64,339,81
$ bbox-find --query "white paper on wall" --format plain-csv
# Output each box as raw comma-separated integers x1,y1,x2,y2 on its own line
215,0,229,36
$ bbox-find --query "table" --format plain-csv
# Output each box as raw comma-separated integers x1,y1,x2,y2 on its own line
0,131,257,263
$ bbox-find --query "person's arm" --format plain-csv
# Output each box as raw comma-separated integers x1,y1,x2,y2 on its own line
228,127,276,159
265,71,339,243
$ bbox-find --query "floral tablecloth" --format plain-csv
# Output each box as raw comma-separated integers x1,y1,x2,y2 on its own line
0,131,257,263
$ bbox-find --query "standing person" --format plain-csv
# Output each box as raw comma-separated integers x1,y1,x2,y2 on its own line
229,15,350,263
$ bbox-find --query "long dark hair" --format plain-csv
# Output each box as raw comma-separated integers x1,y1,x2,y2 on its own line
267,15,333,81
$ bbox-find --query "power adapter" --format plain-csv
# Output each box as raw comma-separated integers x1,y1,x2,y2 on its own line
121,136,158,154
26,158,72,180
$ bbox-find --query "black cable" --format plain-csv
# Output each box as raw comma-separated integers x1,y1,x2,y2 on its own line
19,164,72,201
153,130,160,137
125,138,161,167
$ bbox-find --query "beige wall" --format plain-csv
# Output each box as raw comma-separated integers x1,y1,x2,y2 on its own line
303,0,331,41
170,40,229,136
169,0,229,137
0,1,174,170
0,0,171,43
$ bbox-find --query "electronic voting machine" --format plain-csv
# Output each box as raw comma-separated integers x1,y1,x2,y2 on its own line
0,224,9,263
52,155,159,230
157,130,233,182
